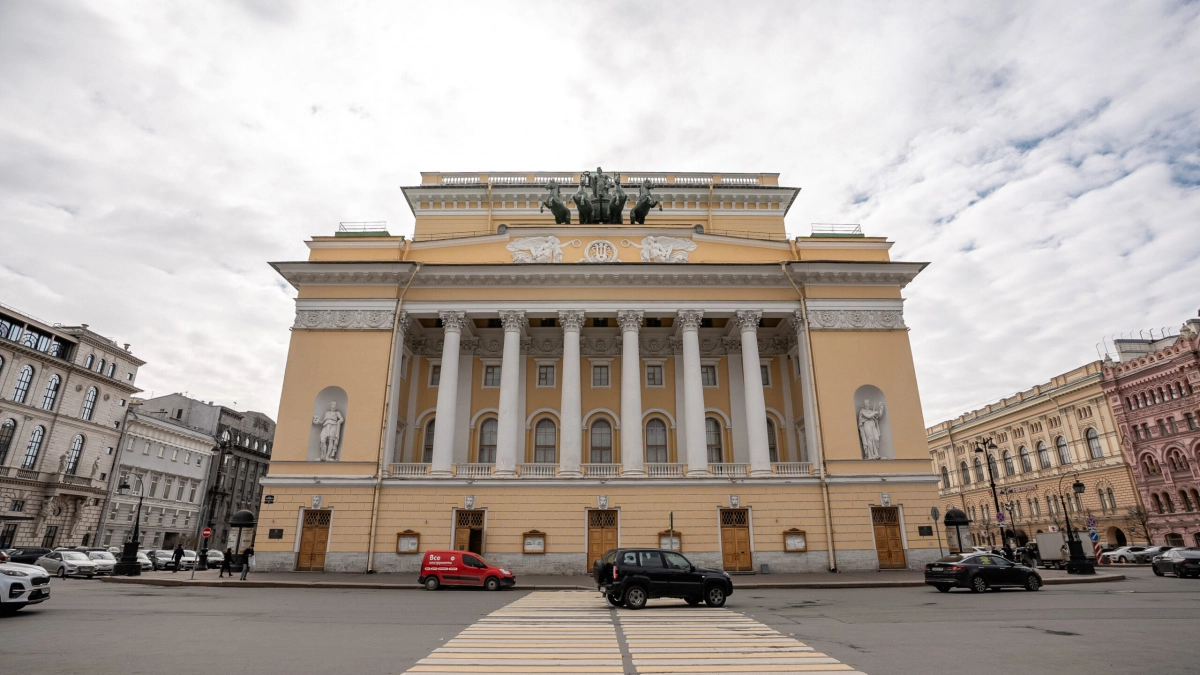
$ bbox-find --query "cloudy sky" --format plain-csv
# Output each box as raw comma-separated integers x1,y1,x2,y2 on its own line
2,1,1198,425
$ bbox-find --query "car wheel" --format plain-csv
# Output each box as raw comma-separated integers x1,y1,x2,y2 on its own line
935,584,951,593
623,585,648,610
606,593,624,607
1153,567,1164,577
484,576,500,591
684,596,703,605
57,567,66,579
970,576,987,593
1118,556,1127,563
424,576,440,591
704,585,727,608
1025,575,1040,592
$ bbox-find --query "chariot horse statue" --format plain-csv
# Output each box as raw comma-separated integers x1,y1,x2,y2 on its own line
573,180,595,224
629,179,663,224
608,180,627,224
540,181,571,224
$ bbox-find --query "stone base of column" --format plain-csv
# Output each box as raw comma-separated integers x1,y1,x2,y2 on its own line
428,469,453,478
491,469,517,478
685,467,711,477
557,470,582,478
749,469,774,477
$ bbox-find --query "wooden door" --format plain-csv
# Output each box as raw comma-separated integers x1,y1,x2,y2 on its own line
455,510,485,554
720,509,752,571
587,510,618,571
296,509,331,571
872,507,906,569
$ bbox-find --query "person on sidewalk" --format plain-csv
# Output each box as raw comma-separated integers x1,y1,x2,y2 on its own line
240,546,255,581
171,544,184,573
219,548,233,578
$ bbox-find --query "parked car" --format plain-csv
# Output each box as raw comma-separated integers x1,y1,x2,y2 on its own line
592,548,734,609
1151,548,1200,578
34,550,98,578
136,551,152,571
85,549,117,575
178,550,198,570
0,562,51,614
144,550,175,571
1135,546,1174,563
205,550,224,566
0,549,12,563
419,550,515,591
925,552,1043,593
1101,546,1148,564
6,547,53,565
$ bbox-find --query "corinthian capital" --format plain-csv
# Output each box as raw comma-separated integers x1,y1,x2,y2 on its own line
439,311,467,334
499,310,527,333
558,310,586,332
676,309,704,332
616,310,644,333
734,310,763,334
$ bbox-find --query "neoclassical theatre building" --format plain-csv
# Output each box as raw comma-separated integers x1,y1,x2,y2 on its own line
255,169,941,574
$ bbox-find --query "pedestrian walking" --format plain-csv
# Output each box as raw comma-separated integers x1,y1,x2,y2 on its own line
171,544,184,573
240,546,255,581
219,548,233,578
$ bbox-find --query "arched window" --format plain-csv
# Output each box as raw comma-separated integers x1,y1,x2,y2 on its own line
66,435,84,474
645,419,668,463
106,363,116,378
973,458,984,482
421,419,435,462
81,386,98,421
1037,441,1051,469
22,426,45,469
590,419,613,463
1164,493,1175,513
534,419,556,463
1191,489,1200,513
12,365,33,404
0,419,16,465
1019,446,1033,473
477,418,497,463
941,466,950,488
1176,382,1185,398
41,374,61,411
766,418,779,462
960,461,972,485
1152,493,1163,514
1180,490,1194,512
1106,487,1116,511
1086,428,1102,459
1140,393,1148,407
1055,436,1071,465
96,358,105,374
84,354,94,369
1003,450,1015,476
705,418,723,463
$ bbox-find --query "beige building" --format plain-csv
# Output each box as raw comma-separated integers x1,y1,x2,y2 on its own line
927,362,1143,549
256,169,943,574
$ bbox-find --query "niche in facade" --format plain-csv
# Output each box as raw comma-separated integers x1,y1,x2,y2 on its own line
853,384,893,460
309,386,348,462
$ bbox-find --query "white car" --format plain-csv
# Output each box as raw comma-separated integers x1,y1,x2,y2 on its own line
1101,546,1148,564
86,550,118,575
35,550,99,578
0,562,52,613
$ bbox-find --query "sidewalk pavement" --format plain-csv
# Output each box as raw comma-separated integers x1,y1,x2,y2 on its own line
102,567,1124,590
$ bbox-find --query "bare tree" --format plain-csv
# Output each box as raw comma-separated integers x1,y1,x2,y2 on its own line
1122,506,1152,544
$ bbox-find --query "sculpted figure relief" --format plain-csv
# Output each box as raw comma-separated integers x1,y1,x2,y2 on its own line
623,236,697,263
314,401,345,462
507,236,565,263
540,181,571,224
857,399,885,460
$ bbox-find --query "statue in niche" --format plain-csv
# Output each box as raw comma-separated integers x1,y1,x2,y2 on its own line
608,179,627,224
58,453,68,474
857,399,886,460
629,179,663,224
90,456,101,478
624,236,696,263
540,181,571,224
314,401,345,462
507,236,566,263
573,180,595,224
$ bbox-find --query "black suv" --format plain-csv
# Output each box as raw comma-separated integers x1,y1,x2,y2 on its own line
593,548,733,610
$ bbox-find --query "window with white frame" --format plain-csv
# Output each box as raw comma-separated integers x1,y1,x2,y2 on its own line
646,363,664,387
537,363,555,387
592,363,610,387
429,363,441,387
483,364,502,387
700,364,718,387
760,363,771,386
645,419,668,463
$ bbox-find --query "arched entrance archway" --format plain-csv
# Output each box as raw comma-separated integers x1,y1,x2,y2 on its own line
1014,529,1030,546
1106,526,1127,547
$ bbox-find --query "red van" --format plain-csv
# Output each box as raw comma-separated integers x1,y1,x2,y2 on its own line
419,550,515,591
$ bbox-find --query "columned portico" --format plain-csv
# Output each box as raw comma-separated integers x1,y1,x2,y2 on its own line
736,310,773,476
430,311,466,476
494,310,525,477
558,310,586,477
677,309,710,476
617,310,646,476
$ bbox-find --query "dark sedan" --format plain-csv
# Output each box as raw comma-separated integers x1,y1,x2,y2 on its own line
6,547,52,565
925,553,1043,593
1151,548,1200,578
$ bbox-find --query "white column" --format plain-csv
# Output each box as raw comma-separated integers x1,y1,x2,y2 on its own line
493,310,525,477
677,310,710,476
791,310,822,468
558,310,586,477
430,311,466,476
736,310,773,476
382,312,409,466
618,310,645,476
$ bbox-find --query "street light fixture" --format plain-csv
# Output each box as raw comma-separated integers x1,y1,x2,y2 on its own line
972,438,1007,555
113,474,146,576
1056,471,1095,575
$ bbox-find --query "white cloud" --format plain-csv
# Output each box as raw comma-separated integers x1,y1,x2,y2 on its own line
1,0,1198,424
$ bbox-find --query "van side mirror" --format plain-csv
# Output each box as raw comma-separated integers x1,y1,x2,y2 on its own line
689,565,695,573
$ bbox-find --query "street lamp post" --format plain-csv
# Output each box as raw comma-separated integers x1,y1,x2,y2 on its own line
972,438,1008,556
1056,472,1095,575
113,474,146,576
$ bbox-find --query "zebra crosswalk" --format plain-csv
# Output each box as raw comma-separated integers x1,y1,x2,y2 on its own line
404,591,865,675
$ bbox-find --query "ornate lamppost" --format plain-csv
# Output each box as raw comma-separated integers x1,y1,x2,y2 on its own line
113,474,146,576
1056,472,1095,575
972,438,1006,554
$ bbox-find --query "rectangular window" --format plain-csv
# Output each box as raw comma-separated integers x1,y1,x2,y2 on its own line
1187,413,1197,430
163,477,174,500
126,508,134,522
102,529,113,546
41,526,57,549
646,364,664,387
11,499,25,512
700,365,717,387
483,365,502,387
537,364,555,387
176,482,185,501
149,475,159,498
760,363,771,386
429,364,441,387
1168,417,1177,434
592,364,610,387
189,484,197,502
0,523,16,549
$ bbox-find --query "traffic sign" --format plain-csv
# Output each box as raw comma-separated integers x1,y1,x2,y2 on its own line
201,527,213,539
996,513,1005,523
1048,525,1058,532
930,506,940,521
1086,517,1096,529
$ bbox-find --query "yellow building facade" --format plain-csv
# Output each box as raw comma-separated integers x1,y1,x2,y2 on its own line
255,169,942,574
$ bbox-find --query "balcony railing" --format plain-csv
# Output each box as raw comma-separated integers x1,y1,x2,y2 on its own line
645,463,685,478
389,463,430,477
709,463,749,478
0,467,9,477
772,462,814,476
517,463,557,478
582,463,621,478
454,463,495,478
58,474,92,486
16,468,40,480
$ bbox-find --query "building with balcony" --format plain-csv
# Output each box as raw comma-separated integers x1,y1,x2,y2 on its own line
0,303,143,549
1101,316,1200,548
927,362,1142,549
256,169,941,574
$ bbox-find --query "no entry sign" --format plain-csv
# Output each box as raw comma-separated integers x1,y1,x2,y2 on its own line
201,527,213,539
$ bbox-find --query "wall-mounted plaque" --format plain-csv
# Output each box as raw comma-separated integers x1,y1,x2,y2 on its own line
397,530,420,554
522,530,546,554
783,528,807,552
268,528,283,539
658,531,682,551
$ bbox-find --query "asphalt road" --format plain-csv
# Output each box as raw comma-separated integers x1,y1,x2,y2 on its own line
1,567,1194,674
